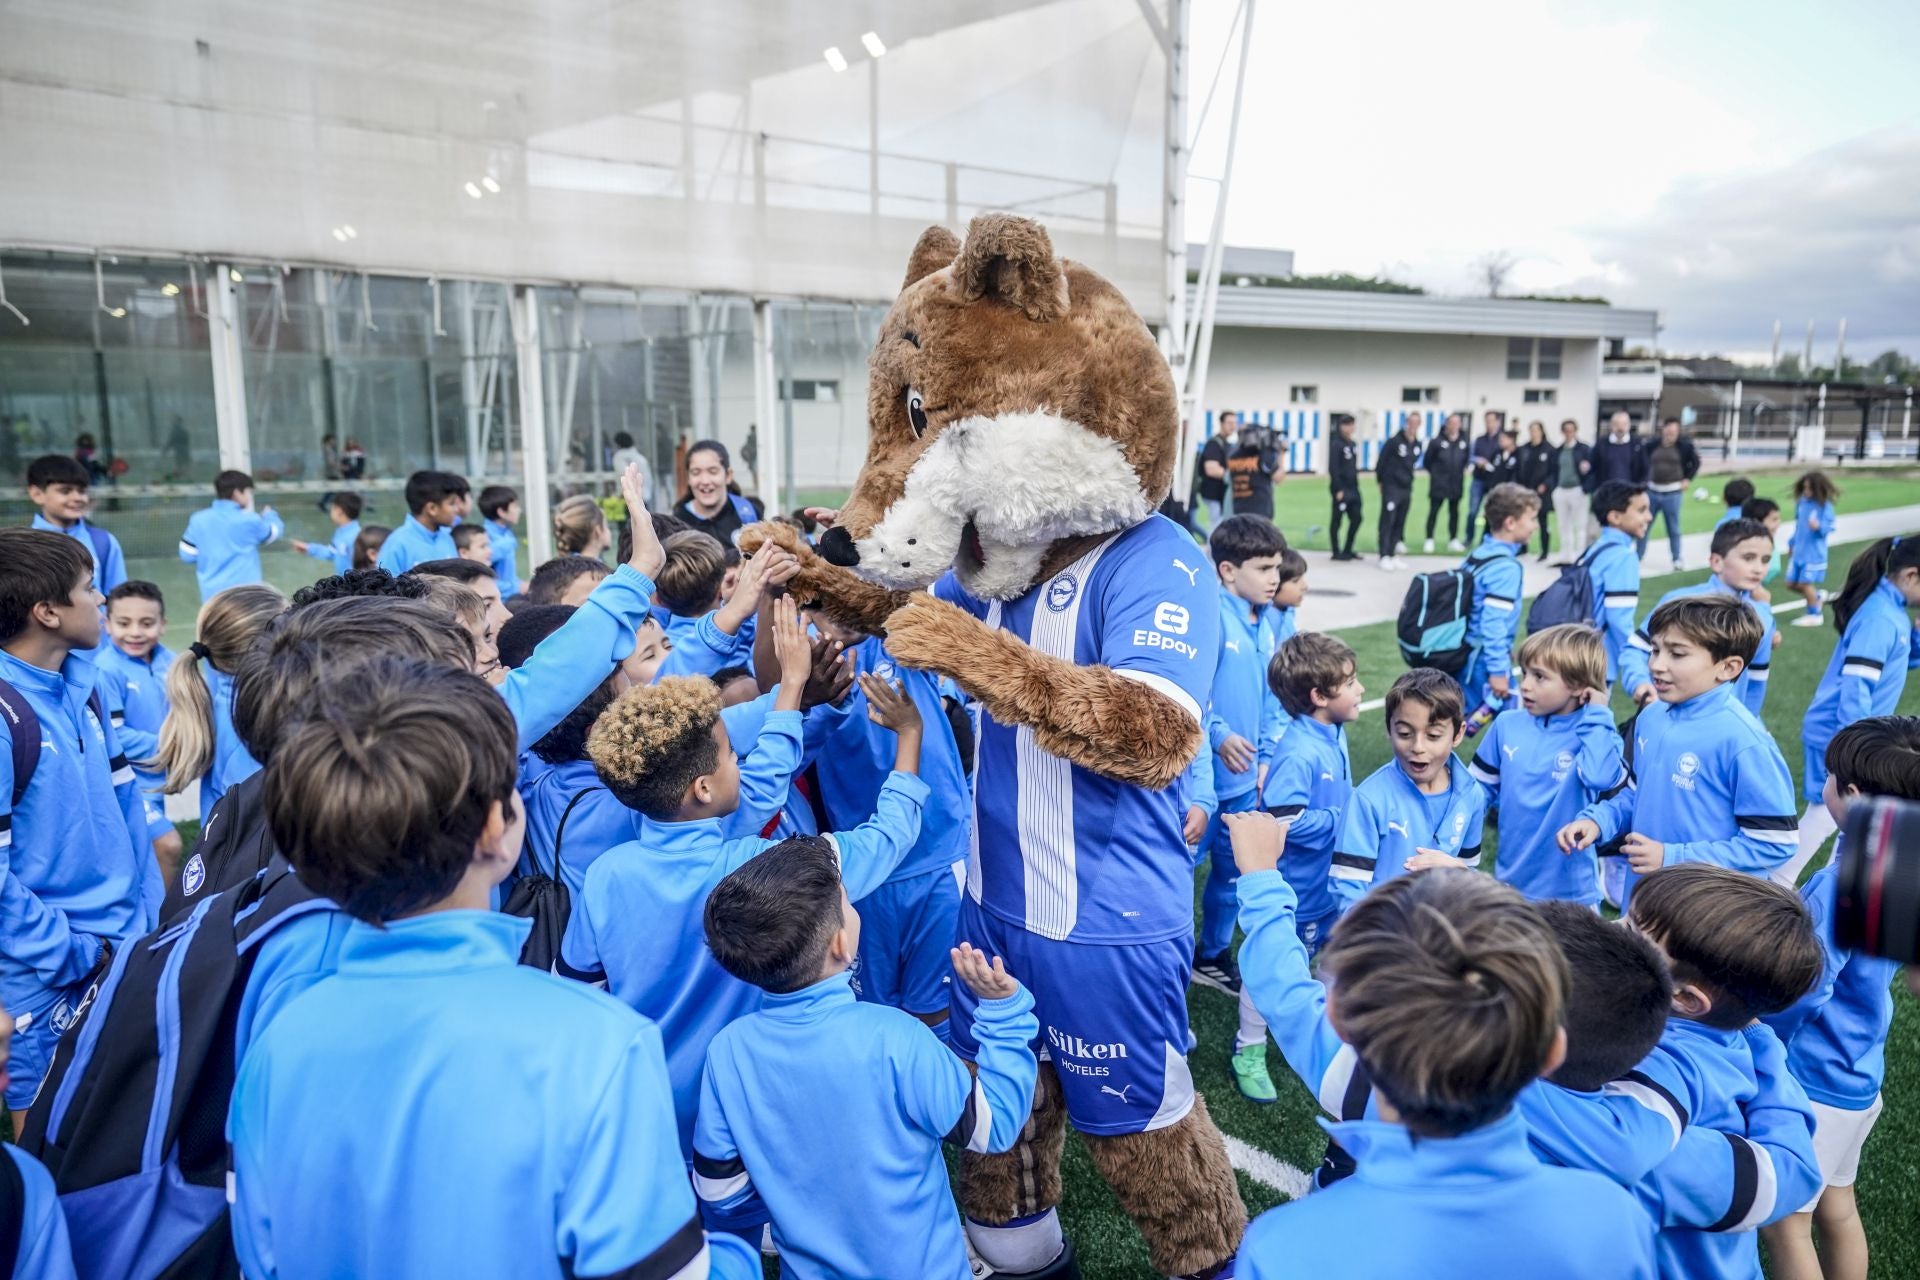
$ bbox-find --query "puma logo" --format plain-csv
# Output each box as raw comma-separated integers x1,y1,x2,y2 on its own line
1503,743,1517,760
1387,821,1409,839
1101,1084,1135,1104
1224,638,1240,653
1172,558,1201,587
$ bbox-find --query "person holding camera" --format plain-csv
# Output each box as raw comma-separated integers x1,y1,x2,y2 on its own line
1227,420,1282,522
1761,716,1920,1280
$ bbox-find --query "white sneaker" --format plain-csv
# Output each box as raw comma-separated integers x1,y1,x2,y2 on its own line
1378,557,1395,571
1673,559,1686,573
1423,538,1436,553
1448,539,1466,552
1396,541,1408,555
1791,613,1826,627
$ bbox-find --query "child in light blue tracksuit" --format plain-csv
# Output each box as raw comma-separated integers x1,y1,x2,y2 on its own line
478,484,521,595
25,453,126,595
1468,624,1626,906
1260,632,1361,951
1786,470,1840,624
1222,815,1656,1280
0,530,159,1111
292,491,361,577
1782,537,1920,886
1331,669,1485,911
1587,481,1652,686
1458,483,1537,714
1621,519,1777,717
94,581,177,854
1759,717,1920,1277
559,608,926,1172
1562,595,1799,909
1624,865,1823,1280
179,470,284,601
656,529,758,676
693,841,1036,1279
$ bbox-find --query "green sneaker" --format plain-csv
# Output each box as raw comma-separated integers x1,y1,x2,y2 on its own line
1230,1040,1277,1104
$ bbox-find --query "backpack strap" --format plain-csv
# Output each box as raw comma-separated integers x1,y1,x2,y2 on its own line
547,786,604,878
0,678,43,808
729,493,759,529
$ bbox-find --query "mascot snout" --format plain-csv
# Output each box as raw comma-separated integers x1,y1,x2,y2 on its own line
817,525,859,567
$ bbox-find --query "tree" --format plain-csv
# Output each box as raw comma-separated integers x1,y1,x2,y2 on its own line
1471,250,1517,298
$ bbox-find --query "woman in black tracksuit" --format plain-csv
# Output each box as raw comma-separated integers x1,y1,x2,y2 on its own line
1515,421,1558,561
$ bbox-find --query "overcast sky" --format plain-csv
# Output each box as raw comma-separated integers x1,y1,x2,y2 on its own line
1186,0,1920,360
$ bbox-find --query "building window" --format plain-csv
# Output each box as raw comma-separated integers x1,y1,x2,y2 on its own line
1289,385,1318,404
1401,386,1439,403
1507,336,1533,380
1537,338,1563,380
784,379,839,402
1523,387,1557,404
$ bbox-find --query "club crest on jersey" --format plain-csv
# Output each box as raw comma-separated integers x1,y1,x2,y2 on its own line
1045,574,1079,612
183,852,206,896
50,998,74,1033
1553,749,1574,781
1673,751,1701,791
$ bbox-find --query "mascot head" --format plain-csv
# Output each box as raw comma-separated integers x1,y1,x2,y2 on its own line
816,214,1177,600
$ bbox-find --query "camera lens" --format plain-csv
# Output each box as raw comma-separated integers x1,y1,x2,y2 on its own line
1835,796,1920,965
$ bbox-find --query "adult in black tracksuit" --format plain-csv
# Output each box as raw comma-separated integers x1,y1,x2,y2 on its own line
1515,421,1559,560
1375,418,1421,564
1328,414,1362,560
1420,414,1471,549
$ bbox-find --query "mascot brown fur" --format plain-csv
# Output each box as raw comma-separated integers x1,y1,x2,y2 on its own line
742,214,1244,1277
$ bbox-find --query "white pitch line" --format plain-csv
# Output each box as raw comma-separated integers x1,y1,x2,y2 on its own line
1221,1134,1313,1201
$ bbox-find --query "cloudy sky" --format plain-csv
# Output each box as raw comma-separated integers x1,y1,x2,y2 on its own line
1187,0,1920,360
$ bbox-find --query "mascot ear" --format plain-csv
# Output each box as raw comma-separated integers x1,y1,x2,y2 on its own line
954,213,1069,322
902,226,962,290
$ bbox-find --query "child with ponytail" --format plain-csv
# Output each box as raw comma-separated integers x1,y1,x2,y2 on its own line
1776,536,1920,887
552,494,612,560
152,583,287,824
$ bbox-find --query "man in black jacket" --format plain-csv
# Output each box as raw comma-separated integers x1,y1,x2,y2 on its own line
1328,414,1362,560
1375,415,1422,569
1420,413,1471,552
1516,421,1558,561
1589,411,1647,490
1463,410,1505,542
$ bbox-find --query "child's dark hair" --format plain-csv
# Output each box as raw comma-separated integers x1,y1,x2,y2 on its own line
1482,482,1540,534
1793,470,1840,505
106,580,165,617
1831,536,1920,633
328,491,364,521
1276,546,1308,587
1269,632,1355,719
1384,667,1465,733
478,485,518,521
26,454,89,490
403,469,469,515
704,836,845,993
527,555,612,606
0,529,92,643
1534,901,1671,1091
351,525,390,571
1720,478,1754,509
588,677,723,820
265,657,517,923
1709,517,1773,560
1826,717,1920,802
289,565,424,609
1628,865,1821,1029
1321,872,1565,1137
1208,515,1288,567
409,557,494,588
1591,480,1646,525
450,524,490,554
1333,413,1355,433
1646,595,1763,666
234,598,474,761
214,470,254,500
497,604,573,671
656,531,728,615
1741,497,1780,523
711,665,755,690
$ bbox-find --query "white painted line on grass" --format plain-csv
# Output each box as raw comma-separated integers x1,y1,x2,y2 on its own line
1222,1134,1313,1201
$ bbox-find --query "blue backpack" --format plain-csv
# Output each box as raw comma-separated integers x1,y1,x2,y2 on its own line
1526,544,1602,635
17,859,330,1280
1396,554,1494,676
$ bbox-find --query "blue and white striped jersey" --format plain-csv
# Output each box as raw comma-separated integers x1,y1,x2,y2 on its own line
934,515,1219,943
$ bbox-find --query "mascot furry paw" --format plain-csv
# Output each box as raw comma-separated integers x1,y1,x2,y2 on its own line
744,213,1244,1278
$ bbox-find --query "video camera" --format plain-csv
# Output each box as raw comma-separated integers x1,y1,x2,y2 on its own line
1834,797,1920,965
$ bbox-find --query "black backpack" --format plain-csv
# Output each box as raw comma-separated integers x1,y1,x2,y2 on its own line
162,771,275,921
502,786,599,971
1526,544,1602,636
1395,555,1492,676
0,678,111,806
17,858,331,1280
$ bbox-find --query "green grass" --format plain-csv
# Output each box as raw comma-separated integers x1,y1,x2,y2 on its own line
1053,536,1920,1277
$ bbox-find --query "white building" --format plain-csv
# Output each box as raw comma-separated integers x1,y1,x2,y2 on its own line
1194,264,1660,471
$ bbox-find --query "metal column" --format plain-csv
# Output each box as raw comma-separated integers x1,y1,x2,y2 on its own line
513,286,555,565
753,299,782,516
206,263,251,471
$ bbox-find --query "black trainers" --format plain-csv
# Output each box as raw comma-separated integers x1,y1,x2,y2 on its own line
1192,947,1241,994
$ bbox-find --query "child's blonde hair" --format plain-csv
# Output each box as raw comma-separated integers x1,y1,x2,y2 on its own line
152,584,287,793
588,676,723,819
552,494,608,556
1512,624,1605,695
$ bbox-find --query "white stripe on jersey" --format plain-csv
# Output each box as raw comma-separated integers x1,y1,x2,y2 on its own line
693,1168,749,1202
962,1078,995,1153
1601,1077,1684,1146
1112,668,1202,725
1604,593,1638,607
1317,1043,1362,1117
1725,1138,1779,1232
1017,541,1114,939
1144,1040,1197,1131
177,540,198,559
1841,661,1883,681
664,1243,712,1280
1485,597,1516,612
111,765,135,786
